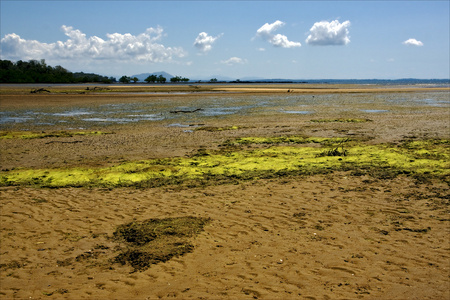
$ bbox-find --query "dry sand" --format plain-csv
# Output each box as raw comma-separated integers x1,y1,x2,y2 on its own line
0,85,449,299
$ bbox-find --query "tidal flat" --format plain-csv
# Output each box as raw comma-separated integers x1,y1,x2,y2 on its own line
0,84,449,299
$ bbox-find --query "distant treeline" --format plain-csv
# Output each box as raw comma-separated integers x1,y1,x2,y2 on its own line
0,59,116,83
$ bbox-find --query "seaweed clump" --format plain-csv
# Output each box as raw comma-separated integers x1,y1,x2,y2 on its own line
113,216,210,271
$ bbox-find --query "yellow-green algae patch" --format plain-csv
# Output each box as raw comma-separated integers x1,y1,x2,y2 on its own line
1,138,448,188
0,131,113,140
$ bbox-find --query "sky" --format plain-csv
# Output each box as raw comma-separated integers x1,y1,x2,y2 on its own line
1,0,449,80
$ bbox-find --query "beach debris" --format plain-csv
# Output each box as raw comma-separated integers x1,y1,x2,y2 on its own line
170,108,203,114
85,86,111,91
317,138,349,157
30,88,51,94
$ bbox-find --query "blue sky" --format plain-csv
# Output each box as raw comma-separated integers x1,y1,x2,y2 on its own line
1,1,449,79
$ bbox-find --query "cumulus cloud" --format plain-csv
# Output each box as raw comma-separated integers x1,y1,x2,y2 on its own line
221,57,247,65
193,32,222,53
0,25,186,62
256,20,285,39
403,38,423,46
306,20,351,46
256,20,301,48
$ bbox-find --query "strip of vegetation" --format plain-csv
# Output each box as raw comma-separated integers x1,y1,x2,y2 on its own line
0,131,113,140
1,138,448,188
310,118,372,123
195,125,243,132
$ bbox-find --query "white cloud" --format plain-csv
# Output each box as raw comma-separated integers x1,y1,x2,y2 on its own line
256,20,285,39
193,32,222,53
0,25,186,63
306,20,351,46
256,20,301,48
403,38,423,46
221,57,247,65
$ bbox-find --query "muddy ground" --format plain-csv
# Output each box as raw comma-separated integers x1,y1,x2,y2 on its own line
0,85,449,299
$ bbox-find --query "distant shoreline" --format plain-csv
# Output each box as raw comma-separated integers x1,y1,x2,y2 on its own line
1,83,449,95
1,78,449,88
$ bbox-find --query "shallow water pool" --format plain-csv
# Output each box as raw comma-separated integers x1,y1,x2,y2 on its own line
0,92,448,129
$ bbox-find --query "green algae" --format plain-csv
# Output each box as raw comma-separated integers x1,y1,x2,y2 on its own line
224,136,348,146
0,131,112,140
113,216,210,271
195,125,243,132
1,138,448,188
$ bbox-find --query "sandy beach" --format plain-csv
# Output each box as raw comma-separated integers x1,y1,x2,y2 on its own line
0,84,449,299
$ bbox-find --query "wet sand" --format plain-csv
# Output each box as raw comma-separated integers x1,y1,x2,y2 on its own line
0,85,449,299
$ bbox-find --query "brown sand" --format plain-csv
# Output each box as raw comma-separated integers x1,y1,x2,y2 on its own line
0,86,449,299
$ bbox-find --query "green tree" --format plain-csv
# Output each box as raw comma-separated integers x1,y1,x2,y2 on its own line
145,74,157,83
119,75,131,83
209,78,218,83
157,75,166,83
170,76,181,83
131,77,139,83
0,59,113,83
170,76,189,83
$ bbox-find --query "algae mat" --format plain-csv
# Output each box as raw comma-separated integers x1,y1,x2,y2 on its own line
1,137,449,188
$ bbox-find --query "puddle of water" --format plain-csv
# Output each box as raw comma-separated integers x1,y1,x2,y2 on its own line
200,107,242,116
361,109,389,113
53,110,92,117
167,123,191,128
82,114,164,123
127,114,164,120
417,98,448,107
282,110,313,114
82,117,133,123
114,92,192,95
0,116,33,124
167,123,204,128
